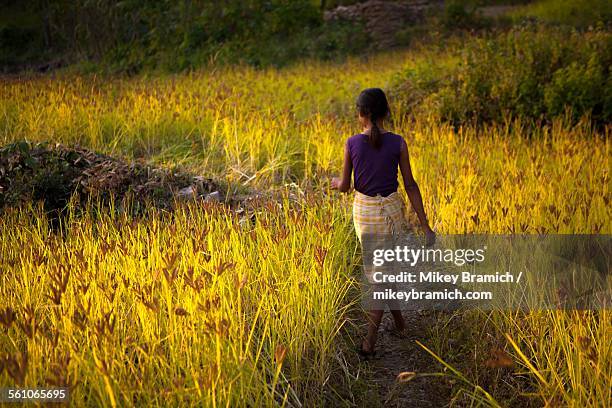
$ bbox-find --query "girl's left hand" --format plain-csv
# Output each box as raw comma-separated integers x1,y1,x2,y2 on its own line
425,227,436,247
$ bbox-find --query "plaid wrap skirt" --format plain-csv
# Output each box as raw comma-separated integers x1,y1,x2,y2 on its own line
353,190,412,279
352,190,409,241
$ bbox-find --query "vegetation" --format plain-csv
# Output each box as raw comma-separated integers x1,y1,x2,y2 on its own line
512,0,612,28
1,49,610,405
0,196,357,406
1,0,610,406
0,0,367,72
391,25,612,125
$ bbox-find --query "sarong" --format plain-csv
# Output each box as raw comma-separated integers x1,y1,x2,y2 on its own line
352,190,408,240
353,190,412,310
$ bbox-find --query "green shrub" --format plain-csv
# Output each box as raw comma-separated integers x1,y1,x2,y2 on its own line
544,56,611,123
0,2,50,72
3,0,353,72
0,25,41,70
512,0,612,28
391,58,451,115
308,20,369,61
390,25,611,125
442,1,479,29
434,0,497,32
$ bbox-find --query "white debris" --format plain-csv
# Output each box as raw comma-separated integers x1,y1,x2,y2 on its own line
205,191,221,202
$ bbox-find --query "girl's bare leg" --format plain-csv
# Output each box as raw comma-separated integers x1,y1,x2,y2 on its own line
363,309,384,352
390,309,406,331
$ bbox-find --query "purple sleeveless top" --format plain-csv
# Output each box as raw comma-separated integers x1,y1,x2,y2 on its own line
347,131,404,197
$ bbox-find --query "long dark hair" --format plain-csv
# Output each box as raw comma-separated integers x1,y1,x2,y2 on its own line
356,88,390,149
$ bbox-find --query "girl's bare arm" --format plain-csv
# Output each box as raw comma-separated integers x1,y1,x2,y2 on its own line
399,139,433,234
331,141,353,193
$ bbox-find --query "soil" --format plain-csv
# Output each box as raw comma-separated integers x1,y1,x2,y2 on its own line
324,0,438,49
357,310,453,407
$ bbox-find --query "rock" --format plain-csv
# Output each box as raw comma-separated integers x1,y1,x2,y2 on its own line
204,191,221,202
324,0,438,49
193,176,216,192
177,187,221,202
177,186,197,199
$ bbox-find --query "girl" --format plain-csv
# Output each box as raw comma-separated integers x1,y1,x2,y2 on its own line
331,88,435,356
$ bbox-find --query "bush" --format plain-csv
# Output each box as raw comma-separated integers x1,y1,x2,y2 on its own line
442,1,480,30
0,25,42,71
390,25,612,125
434,0,499,32
544,56,611,123
0,1,50,72
2,0,337,72
512,0,612,28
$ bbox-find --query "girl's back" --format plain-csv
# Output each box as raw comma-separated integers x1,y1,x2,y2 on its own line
347,131,404,197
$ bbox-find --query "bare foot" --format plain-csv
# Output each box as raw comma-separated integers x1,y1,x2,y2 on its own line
384,320,410,338
360,339,376,355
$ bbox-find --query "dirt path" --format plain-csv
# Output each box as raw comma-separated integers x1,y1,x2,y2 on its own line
359,310,453,407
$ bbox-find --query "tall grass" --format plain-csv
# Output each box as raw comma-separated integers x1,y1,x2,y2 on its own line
0,195,358,406
0,50,610,405
0,56,405,179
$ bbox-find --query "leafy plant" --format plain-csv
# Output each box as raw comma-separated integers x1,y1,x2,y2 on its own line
512,0,612,28
390,25,611,126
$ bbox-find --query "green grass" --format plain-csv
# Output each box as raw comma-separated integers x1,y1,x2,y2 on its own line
512,0,612,27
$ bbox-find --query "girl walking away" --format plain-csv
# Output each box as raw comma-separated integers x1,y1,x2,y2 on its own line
331,88,435,357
